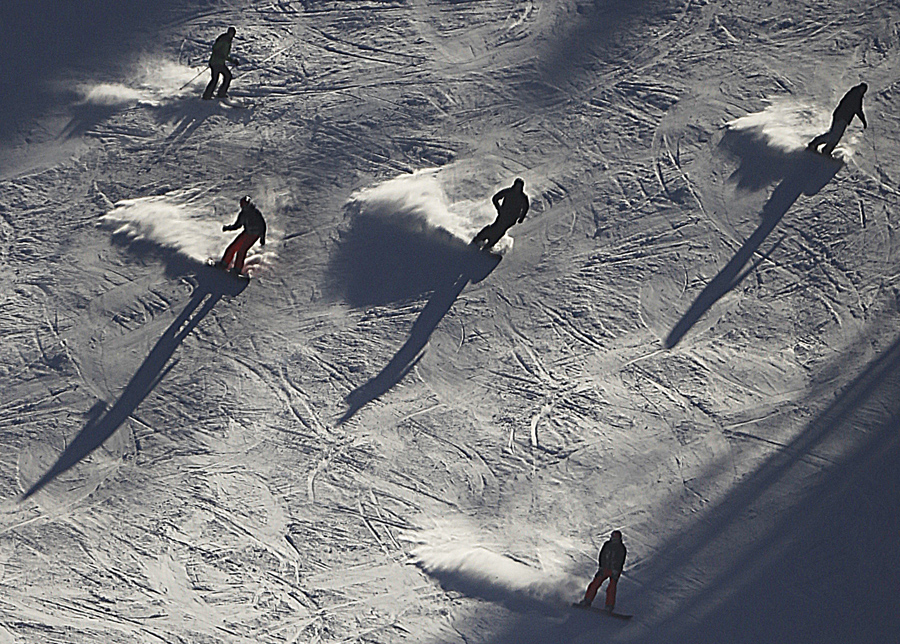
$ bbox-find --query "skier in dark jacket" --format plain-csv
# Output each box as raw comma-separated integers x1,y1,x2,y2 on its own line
577,530,627,611
808,83,867,156
471,178,529,250
202,27,239,100
217,196,266,275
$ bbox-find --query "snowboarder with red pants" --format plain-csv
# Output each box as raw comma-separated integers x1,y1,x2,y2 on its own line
219,196,266,275
577,530,627,612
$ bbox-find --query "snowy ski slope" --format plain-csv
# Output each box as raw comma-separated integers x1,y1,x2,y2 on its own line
1,1,899,643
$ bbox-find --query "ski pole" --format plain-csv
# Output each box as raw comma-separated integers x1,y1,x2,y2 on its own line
179,67,207,91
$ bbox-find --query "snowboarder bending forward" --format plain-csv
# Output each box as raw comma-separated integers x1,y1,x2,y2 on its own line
472,178,529,251
577,530,627,612
202,27,239,100
218,196,266,275
808,83,867,156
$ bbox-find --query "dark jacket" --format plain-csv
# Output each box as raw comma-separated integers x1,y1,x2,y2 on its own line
598,538,626,574
225,203,266,243
209,32,236,66
492,185,529,224
833,84,867,128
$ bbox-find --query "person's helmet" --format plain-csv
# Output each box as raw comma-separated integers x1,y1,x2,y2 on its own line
859,82,868,94
240,195,251,207
513,177,525,189
611,529,622,540
227,26,237,37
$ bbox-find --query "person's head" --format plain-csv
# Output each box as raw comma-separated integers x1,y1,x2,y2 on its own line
227,26,236,38
858,82,868,95
513,177,525,191
610,529,622,541
240,195,252,208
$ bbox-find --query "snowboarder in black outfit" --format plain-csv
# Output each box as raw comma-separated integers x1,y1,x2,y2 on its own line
576,530,627,612
471,178,529,250
808,83,868,156
217,196,266,275
202,27,239,100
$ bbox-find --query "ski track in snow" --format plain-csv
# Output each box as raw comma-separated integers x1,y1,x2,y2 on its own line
1,1,900,643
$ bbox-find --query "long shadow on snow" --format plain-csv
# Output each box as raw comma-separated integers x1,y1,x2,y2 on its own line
435,312,900,644
21,264,246,501
0,0,190,142
330,214,500,424
664,133,842,349
625,330,900,642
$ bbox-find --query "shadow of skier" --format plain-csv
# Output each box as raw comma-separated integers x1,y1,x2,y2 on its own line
20,265,247,500
338,249,499,424
664,148,841,349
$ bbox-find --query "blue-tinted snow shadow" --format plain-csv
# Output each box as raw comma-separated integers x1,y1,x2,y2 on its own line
0,0,188,143
432,316,900,644
623,322,900,644
328,210,500,423
20,262,246,501
664,128,842,349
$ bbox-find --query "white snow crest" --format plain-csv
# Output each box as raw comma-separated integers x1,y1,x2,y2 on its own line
101,190,222,262
100,189,276,276
347,168,513,252
347,169,468,238
726,99,859,157
412,541,581,609
77,58,207,107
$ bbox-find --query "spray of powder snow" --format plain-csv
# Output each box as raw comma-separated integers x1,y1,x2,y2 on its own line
347,168,514,254
405,526,583,611
76,57,208,107
100,188,276,277
726,99,860,158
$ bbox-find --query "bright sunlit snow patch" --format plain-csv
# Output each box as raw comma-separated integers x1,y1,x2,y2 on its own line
726,99,860,158
413,544,583,610
100,188,277,276
80,83,145,106
77,58,209,107
407,525,582,610
347,168,514,254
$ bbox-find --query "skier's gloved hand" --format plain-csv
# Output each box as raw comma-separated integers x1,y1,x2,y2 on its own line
222,225,228,232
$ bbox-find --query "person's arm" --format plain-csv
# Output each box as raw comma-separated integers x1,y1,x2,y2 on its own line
492,189,505,212
223,210,243,232
518,197,530,223
858,105,867,129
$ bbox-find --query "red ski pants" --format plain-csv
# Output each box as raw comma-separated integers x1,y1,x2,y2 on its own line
582,568,619,607
221,232,259,273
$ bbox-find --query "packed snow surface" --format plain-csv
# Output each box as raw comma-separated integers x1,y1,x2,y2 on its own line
1,1,899,643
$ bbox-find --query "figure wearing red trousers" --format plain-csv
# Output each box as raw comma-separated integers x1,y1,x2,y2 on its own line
578,530,627,611
219,196,266,274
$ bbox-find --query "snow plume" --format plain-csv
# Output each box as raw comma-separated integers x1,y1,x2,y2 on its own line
726,100,825,153
329,168,505,306
348,169,468,241
100,188,276,277
77,57,205,107
721,99,855,191
347,168,514,252
408,528,582,613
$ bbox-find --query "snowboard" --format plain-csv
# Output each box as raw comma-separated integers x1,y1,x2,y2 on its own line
804,145,842,162
572,602,632,620
206,258,250,280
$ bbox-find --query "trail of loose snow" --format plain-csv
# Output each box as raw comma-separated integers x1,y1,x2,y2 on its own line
1,1,899,644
